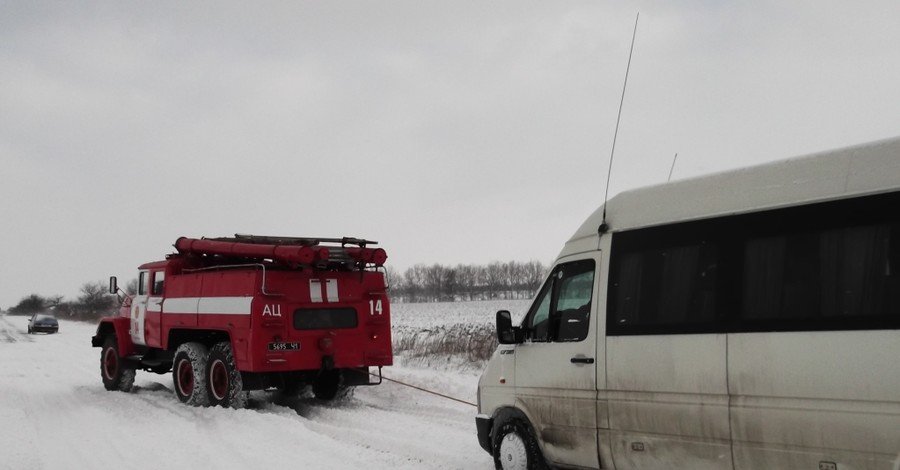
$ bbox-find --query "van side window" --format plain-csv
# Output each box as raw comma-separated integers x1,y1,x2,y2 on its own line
612,242,718,331
522,259,595,343
742,224,896,323
608,190,900,335
151,271,165,296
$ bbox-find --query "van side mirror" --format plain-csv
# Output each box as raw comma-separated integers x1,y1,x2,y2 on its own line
496,310,522,344
109,276,118,294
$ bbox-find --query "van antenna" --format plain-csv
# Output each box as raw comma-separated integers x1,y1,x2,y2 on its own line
600,12,639,234
668,152,678,182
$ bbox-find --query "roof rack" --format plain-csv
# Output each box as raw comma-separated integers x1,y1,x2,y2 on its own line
219,234,379,248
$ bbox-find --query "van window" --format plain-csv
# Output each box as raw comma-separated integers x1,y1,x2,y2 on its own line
528,282,553,341
522,259,595,342
612,242,718,331
742,224,895,323
608,190,900,335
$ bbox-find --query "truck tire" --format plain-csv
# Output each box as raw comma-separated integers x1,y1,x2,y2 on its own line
492,416,548,470
277,375,305,397
173,342,209,406
100,336,135,392
312,369,350,401
206,342,246,409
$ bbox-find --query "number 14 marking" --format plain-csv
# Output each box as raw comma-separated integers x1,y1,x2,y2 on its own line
369,299,383,316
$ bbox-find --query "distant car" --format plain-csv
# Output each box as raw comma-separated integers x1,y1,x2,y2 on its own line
28,313,59,334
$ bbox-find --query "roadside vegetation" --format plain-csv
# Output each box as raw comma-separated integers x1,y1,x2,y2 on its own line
393,323,498,370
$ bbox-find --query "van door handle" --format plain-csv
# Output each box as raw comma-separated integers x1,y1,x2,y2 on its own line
570,357,595,364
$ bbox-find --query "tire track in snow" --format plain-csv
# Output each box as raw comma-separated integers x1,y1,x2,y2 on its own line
257,381,488,469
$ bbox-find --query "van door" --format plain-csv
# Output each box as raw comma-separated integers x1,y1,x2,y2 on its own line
514,256,600,468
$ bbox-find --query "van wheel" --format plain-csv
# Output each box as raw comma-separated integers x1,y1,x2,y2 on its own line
206,342,246,409
173,342,209,406
100,336,135,392
492,417,547,470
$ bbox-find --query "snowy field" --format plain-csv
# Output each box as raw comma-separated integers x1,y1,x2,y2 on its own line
0,300,531,470
391,299,530,329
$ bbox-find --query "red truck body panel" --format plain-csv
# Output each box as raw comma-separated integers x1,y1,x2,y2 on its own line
95,235,392,386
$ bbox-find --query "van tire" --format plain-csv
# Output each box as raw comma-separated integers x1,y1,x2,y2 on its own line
491,416,548,470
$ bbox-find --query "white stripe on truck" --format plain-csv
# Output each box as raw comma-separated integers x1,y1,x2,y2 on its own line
162,296,253,315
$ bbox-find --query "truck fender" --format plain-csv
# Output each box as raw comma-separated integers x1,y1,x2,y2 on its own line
92,317,135,357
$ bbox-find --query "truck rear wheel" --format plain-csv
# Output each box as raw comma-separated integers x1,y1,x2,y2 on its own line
173,342,209,406
100,336,135,392
312,369,350,401
206,342,246,409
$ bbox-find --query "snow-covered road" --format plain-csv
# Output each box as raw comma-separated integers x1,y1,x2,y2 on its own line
0,314,494,470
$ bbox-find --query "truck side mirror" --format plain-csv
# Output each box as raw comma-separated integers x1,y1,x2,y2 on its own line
496,310,521,344
109,276,118,295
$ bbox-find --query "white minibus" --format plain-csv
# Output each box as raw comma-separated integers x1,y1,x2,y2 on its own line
476,136,900,470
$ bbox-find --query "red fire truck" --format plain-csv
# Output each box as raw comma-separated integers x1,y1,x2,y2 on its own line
92,234,392,408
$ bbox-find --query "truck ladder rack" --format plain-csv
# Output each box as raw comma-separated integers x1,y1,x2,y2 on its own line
224,234,379,248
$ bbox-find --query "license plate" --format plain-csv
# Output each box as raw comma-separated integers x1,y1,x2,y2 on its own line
268,342,300,351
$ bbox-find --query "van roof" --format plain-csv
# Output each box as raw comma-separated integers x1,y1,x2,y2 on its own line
562,135,900,257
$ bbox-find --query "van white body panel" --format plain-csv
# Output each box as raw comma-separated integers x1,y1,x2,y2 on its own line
607,334,731,470
729,330,900,469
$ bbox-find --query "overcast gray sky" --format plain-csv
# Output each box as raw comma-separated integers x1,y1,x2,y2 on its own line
2,1,900,309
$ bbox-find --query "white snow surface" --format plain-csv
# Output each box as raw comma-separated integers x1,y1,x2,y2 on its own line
0,302,517,470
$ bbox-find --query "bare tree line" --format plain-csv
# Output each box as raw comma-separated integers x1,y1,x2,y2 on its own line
4,281,119,321
385,260,548,303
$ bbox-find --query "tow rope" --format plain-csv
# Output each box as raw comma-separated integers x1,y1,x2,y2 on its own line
353,368,477,408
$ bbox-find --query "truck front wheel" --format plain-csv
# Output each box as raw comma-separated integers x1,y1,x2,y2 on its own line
206,342,246,409
173,342,209,406
101,336,135,392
